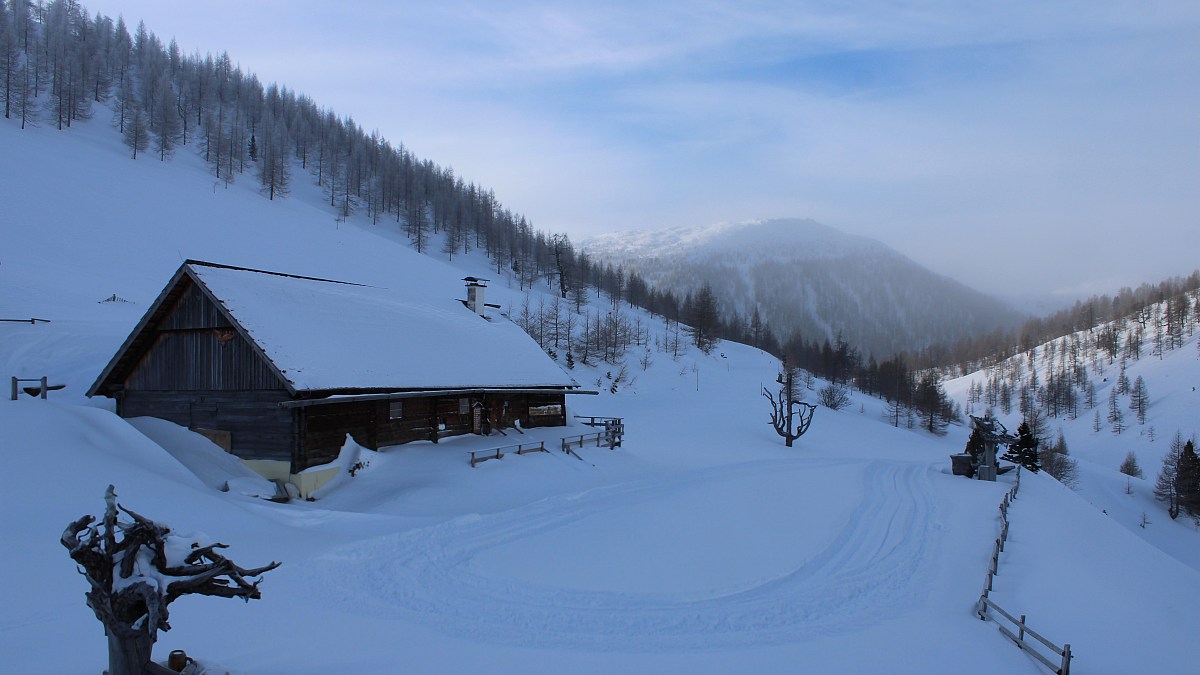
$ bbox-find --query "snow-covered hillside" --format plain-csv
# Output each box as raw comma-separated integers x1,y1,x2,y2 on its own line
3,112,1199,673
582,218,1024,357
946,297,1200,571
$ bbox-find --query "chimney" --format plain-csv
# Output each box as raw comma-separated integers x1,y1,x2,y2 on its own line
464,277,490,315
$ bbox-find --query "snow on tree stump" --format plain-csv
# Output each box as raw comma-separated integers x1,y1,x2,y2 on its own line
61,485,279,675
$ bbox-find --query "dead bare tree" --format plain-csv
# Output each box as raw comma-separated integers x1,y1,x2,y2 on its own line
763,357,817,447
61,485,280,675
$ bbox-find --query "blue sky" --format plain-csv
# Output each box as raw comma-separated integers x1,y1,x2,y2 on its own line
82,1,1199,301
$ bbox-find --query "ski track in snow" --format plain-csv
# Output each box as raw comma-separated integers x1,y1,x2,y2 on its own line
309,458,937,651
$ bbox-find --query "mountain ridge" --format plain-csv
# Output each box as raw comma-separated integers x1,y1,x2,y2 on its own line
583,218,1024,358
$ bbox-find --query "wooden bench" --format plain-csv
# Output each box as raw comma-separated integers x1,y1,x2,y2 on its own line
515,441,547,455
468,448,504,467
468,441,549,467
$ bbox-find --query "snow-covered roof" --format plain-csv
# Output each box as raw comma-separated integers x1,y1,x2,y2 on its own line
92,261,577,396
188,263,576,393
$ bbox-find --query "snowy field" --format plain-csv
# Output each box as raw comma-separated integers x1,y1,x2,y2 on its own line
3,114,1199,673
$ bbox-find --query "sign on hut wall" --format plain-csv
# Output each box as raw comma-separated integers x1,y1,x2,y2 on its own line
530,404,563,417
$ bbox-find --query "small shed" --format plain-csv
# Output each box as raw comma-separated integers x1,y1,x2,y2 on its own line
88,261,582,484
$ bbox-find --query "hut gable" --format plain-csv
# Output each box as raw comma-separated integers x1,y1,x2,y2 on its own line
125,282,286,392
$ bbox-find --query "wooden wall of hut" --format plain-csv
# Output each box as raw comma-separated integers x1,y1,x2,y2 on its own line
126,282,284,392
120,390,295,463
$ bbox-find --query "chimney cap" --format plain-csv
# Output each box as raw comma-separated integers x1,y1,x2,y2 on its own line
463,276,491,285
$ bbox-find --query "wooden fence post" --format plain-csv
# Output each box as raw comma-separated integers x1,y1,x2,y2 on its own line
9,377,16,401
1061,644,1071,675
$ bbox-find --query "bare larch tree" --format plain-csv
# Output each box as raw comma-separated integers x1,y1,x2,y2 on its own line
763,357,817,447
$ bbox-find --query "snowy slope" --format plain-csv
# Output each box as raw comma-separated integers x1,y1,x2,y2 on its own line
0,113,548,401
3,111,1199,673
946,307,1200,572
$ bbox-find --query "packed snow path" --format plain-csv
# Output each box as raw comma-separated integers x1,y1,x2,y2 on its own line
311,458,937,651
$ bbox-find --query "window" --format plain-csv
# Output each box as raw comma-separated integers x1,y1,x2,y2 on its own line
389,401,403,420
459,398,469,415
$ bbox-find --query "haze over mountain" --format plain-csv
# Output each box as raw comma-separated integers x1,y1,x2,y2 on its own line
583,218,1024,358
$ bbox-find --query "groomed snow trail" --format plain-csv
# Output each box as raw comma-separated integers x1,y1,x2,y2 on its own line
310,458,939,651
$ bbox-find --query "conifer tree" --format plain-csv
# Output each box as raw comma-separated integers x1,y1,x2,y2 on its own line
1041,429,1078,487
686,282,721,354
1179,440,1200,519
257,111,290,199
962,426,986,476
1119,451,1143,478
150,72,181,160
1,4,16,120
123,107,149,159
1155,433,1186,519
1107,388,1125,434
914,372,950,434
1000,421,1040,472
1129,375,1149,425
886,396,906,428
14,56,34,128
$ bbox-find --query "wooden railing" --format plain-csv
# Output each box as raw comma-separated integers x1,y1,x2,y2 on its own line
561,428,621,453
10,376,65,400
468,441,547,468
975,467,1073,674
574,415,621,427
978,597,1072,674
467,418,625,467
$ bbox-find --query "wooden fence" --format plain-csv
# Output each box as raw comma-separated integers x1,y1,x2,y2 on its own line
467,419,624,467
561,428,622,453
975,466,1073,674
468,441,547,467
574,415,621,427
10,376,65,401
978,597,1072,674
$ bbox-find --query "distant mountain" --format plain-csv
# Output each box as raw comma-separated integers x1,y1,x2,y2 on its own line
582,218,1024,357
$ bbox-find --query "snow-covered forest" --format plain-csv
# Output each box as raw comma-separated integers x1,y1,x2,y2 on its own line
0,0,729,346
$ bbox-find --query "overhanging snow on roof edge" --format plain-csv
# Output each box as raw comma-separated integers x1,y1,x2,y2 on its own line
281,387,599,408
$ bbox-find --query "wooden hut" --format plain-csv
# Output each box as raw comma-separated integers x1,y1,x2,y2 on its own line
88,261,582,485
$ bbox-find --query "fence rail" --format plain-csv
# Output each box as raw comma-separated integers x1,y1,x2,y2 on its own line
975,467,1073,674
978,597,1072,674
574,415,622,427
467,419,624,467
10,376,65,401
468,441,548,467
561,429,619,452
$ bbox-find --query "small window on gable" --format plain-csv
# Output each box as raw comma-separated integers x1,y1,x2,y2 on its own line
389,401,403,420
